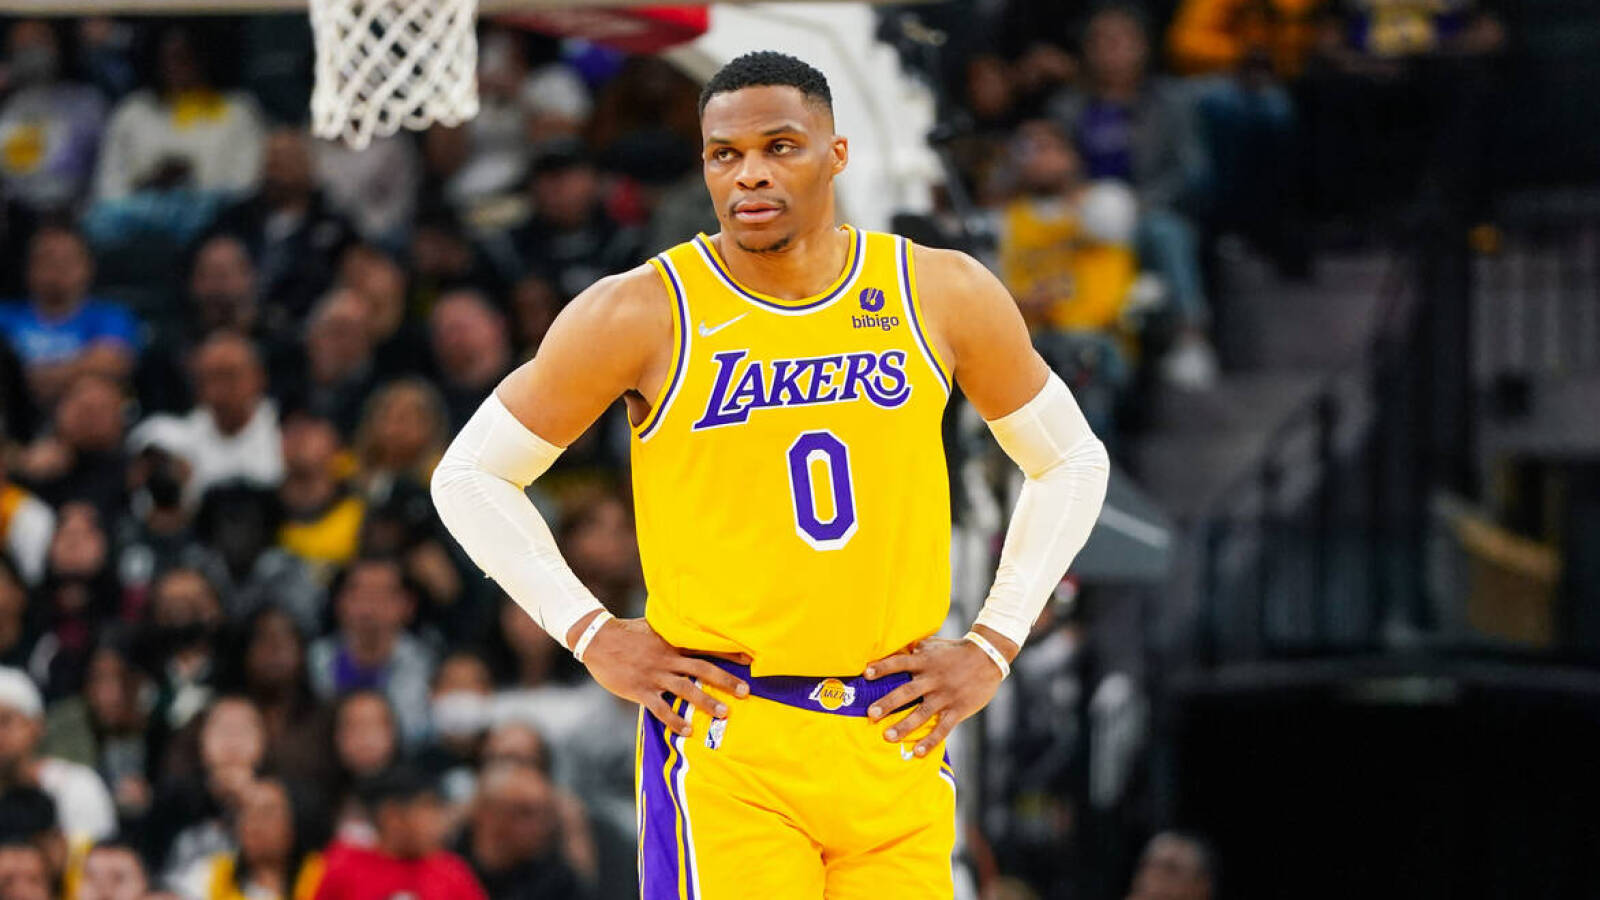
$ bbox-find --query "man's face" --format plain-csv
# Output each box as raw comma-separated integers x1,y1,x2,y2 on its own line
79,848,148,900
54,376,123,453
307,291,374,384
190,238,258,331
700,85,846,254
475,766,558,862
281,416,340,480
531,165,598,229
429,295,505,379
0,846,50,900
263,131,314,203
1085,11,1149,88
26,230,92,311
1127,835,1212,900
0,706,40,772
193,338,264,431
380,795,445,859
1015,121,1081,195
339,563,409,640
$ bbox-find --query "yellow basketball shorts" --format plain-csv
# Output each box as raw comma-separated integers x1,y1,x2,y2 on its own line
635,660,958,899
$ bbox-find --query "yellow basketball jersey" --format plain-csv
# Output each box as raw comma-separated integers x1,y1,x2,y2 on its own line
632,225,952,677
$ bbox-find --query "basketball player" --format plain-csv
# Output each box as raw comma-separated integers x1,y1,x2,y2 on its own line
432,52,1110,899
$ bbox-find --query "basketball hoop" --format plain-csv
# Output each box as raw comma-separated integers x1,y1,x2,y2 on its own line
309,0,480,150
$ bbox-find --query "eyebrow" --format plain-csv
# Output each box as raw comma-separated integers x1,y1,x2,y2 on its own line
706,124,805,145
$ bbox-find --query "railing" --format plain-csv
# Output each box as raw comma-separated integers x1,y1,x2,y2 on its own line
1193,214,1477,666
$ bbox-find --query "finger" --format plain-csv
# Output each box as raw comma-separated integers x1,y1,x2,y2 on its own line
867,682,925,721
668,676,728,720
865,652,921,679
645,695,692,737
883,702,936,743
915,715,959,758
680,659,750,699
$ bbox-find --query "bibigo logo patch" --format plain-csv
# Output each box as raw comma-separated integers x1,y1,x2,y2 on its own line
808,678,856,711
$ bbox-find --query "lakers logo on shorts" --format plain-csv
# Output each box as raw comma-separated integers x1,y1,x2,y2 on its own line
808,678,856,711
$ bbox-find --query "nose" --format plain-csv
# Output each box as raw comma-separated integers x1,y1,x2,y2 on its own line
734,156,772,191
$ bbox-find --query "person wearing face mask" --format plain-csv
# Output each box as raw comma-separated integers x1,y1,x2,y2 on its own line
0,20,109,214
415,651,494,811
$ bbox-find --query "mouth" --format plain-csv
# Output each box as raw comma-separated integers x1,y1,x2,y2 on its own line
732,200,784,224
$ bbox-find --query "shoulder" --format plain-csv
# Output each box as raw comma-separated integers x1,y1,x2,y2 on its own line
909,243,1008,308
552,261,673,340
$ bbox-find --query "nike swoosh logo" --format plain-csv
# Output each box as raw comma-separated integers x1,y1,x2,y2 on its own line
698,314,747,337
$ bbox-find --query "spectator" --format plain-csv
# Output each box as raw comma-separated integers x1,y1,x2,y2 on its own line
13,373,128,520
128,332,284,506
114,445,198,609
0,667,116,843
502,138,642,303
0,839,51,900
1125,831,1216,900
276,411,366,577
211,129,357,330
135,234,297,416
997,120,1139,435
1046,5,1218,389
352,379,447,504
0,558,34,669
93,25,265,202
405,207,506,315
36,502,120,699
327,690,398,844
0,786,68,895
0,20,108,213
139,567,223,738
314,766,486,900
190,483,320,635
417,651,493,807
291,290,377,438
337,246,427,383
148,696,266,884
308,557,435,747
427,290,513,431
78,839,150,900
0,224,138,409
210,607,331,790
0,435,56,588
171,775,328,900
456,763,584,900
39,642,154,826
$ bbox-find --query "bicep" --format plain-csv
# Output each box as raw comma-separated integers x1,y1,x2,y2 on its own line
922,246,1051,420
495,271,667,447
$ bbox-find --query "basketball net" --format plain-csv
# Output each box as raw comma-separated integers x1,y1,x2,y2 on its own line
309,0,480,149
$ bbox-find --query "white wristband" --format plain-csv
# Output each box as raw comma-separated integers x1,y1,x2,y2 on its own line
573,611,614,662
963,631,1010,679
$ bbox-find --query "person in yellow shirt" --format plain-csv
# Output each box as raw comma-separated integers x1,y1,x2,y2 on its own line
171,776,325,900
1000,119,1140,336
999,119,1138,435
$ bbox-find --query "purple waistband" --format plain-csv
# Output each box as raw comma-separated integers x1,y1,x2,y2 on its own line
702,658,915,717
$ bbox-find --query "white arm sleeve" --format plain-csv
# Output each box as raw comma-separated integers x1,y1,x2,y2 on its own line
975,373,1111,647
430,393,604,650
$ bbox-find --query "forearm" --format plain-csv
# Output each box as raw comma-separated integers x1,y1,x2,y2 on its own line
974,373,1111,652
430,392,604,650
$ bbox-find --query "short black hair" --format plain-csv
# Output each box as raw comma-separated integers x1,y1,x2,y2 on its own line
358,765,439,812
698,51,832,117
0,787,57,843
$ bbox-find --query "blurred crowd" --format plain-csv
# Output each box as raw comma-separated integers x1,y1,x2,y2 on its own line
0,0,1502,897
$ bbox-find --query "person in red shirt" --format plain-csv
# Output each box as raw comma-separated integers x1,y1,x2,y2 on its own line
313,766,486,900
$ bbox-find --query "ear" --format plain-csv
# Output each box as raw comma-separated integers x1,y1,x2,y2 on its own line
830,135,849,177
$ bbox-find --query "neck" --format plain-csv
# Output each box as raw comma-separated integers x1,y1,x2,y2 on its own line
713,219,847,301
245,857,286,891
